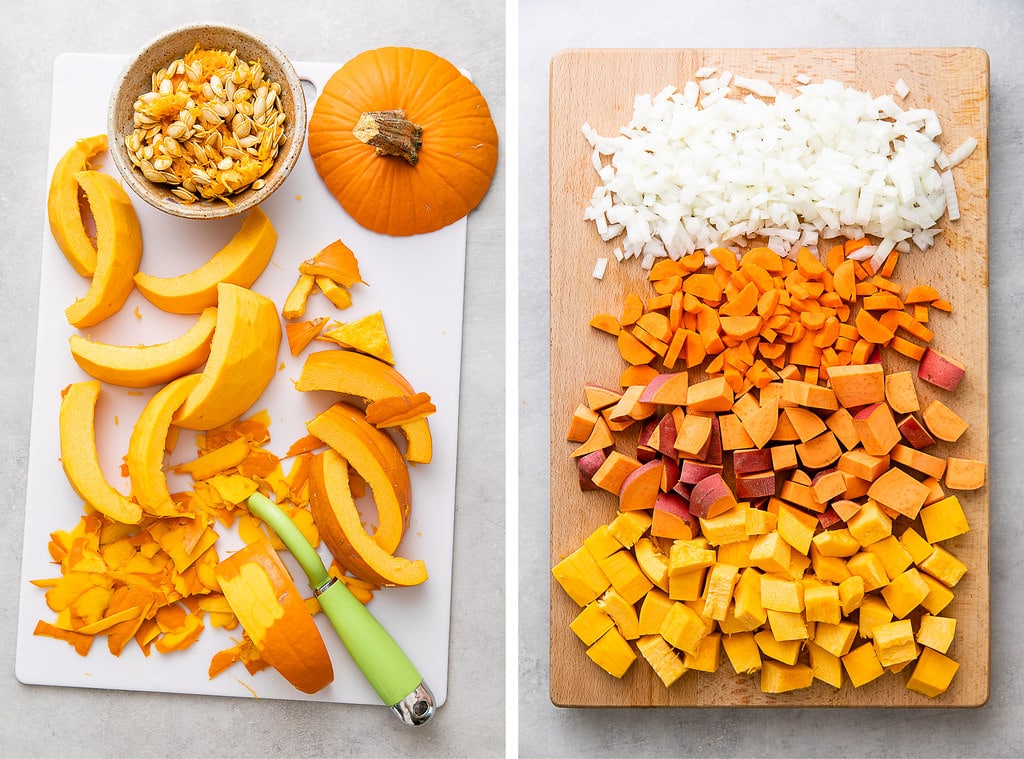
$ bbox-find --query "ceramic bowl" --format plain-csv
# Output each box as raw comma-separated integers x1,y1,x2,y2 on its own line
107,23,306,220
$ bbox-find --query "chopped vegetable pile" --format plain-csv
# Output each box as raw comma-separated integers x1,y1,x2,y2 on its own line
554,241,983,698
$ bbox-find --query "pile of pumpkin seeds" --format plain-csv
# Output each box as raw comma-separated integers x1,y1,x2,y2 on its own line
127,46,287,204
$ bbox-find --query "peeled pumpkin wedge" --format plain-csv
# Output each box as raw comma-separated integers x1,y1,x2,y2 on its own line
296,349,432,464
215,537,334,694
47,134,108,277
65,170,143,328
306,402,411,554
126,373,202,516
310,449,428,588
173,283,281,431
69,306,218,388
58,381,142,524
134,207,277,314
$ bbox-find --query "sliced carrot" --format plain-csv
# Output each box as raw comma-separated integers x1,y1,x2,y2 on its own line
897,311,935,343
904,284,941,304
844,237,872,256
590,313,620,335
710,247,739,272
742,247,785,272
620,364,659,388
620,293,644,327
618,330,656,365
720,282,759,317
854,308,895,344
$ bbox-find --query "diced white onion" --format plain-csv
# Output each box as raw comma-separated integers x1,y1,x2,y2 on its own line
592,257,608,280
895,78,910,99
582,74,977,269
947,136,978,168
733,75,777,98
940,170,960,221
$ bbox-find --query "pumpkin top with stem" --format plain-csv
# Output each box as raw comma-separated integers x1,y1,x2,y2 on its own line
308,47,499,237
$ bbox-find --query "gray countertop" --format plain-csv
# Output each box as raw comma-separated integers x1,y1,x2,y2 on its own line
518,0,1024,756
0,2,504,757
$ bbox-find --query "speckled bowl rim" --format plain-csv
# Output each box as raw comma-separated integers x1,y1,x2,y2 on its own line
107,22,306,220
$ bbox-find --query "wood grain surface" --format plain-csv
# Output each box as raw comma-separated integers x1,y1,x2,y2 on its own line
549,49,989,708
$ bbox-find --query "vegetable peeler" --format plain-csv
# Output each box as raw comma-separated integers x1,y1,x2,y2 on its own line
246,492,435,726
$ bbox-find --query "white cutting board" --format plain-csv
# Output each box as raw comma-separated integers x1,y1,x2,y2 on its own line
16,53,465,707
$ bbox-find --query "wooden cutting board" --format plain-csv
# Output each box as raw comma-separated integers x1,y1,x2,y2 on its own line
549,49,989,707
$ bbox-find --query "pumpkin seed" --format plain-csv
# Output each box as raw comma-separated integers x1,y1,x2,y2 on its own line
127,46,287,203
172,187,197,203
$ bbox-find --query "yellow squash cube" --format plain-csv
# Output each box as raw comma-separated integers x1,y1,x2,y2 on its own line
846,551,889,592
916,614,957,654
586,627,637,678
732,566,768,629
754,629,802,665
607,509,653,548
598,550,653,605
858,595,894,639
760,573,804,612
669,567,707,601
810,545,854,584
906,647,960,698
569,601,614,646
838,575,865,615
881,567,930,618
872,618,918,667
812,619,859,658
760,660,814,693
746,508,777,536
898,526,934,564
684,631,722,672
846,499,892,547
804,583,841,624
552,545,610,606
787,551,811,580
807,641,844,688
920,573,956,615
767,609,810,641
583,524,623,560
811,528,860,557
637,587,674,636
596,587,640,640
842,642,885,687
776,502,819,555
919,495,969,544
865,535,913,580
702,563,740,621
918,545,968,588
722,631,762,675
659,601,710,655
701,506,751,546
716,537,756,568
749,531,792,573
636,634,688,687
669,540,716,575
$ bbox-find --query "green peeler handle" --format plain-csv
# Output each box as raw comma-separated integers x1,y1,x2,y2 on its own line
246,493,435,725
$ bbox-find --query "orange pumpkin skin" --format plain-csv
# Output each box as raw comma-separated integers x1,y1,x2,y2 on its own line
215,538,334,694
308,47,499,236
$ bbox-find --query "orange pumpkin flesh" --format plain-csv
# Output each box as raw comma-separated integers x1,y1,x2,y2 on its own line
305,402,411,553
296,349,433,464
309,449,428,588
215,538,334,694
308,47,499,236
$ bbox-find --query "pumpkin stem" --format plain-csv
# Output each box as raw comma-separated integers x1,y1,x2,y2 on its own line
353,110,423,166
